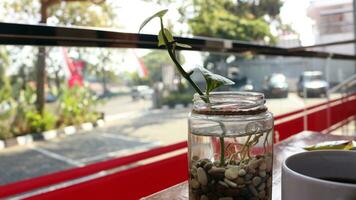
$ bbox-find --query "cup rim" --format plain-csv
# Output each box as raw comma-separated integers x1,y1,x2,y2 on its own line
283,150,356,188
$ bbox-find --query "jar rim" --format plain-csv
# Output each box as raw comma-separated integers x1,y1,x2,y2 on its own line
193,91,265,99
192,91,267,115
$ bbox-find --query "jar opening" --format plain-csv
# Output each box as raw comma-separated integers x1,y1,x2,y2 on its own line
192,91,267,115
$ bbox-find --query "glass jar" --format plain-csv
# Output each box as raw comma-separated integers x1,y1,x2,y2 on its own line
188,92,273,200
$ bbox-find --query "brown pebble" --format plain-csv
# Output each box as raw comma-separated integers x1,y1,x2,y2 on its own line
200,195,209,200
245,173,253,181
252,176,261,186
248,184,258,197
208,167,225,179
236,177,245,184
208,167,225,174
224,178,237,188
259,190,266,198
218,197,233,200
259,170,266,177
199,159,211,167
224,188,240,196
191,166,198,177
201,185,209,193
248,159,259,169
197,167,208,186
248,168,256,174
190,179,200,189
213,161,220,166
218,181,229,188
225,167,239,180
207,193,218,200
238,169,247,176
259,162,267,171
258,183,265,191
204,162,214,171
192,155,199,161
237,184,246,189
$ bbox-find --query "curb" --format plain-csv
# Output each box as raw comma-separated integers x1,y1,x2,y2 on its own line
0,140,4,150
161,103,192,110
0,119,105,151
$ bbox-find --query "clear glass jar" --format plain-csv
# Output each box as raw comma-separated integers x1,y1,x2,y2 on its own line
188,92,273,200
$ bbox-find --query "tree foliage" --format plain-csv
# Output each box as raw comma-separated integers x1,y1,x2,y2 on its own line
47,1,117,28
188,0,278,43
146,0,283,44
142,51,173,82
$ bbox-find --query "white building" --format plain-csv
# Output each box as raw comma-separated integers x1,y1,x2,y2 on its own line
307,0,354,54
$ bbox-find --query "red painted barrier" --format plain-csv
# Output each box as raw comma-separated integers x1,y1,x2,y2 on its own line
25,154,188,200
1,94,355,199
0,141,187,198
275,117,304,141
275,94,356,140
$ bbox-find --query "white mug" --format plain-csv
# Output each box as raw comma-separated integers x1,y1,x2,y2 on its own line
282,150,356,200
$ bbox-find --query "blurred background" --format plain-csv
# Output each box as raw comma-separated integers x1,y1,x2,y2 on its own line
0,0,355,190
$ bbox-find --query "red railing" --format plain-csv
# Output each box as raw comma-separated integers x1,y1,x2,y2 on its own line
274,94,356,141
1,94,355,200
0,142,187,198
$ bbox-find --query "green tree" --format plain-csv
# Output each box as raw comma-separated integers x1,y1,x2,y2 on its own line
142,51,172,83
0,48,11,103
0,0,118,114
146,0,282,43
146,0,283,76
188,0,277,43
47,1,117,27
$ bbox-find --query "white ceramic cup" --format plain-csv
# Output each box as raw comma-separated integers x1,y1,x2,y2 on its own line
282,150,356,200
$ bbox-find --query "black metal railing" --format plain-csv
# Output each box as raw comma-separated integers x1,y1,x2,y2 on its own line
0,22,356,60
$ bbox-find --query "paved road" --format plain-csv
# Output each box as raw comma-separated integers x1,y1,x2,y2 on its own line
0,132,157,185
0,93,339,185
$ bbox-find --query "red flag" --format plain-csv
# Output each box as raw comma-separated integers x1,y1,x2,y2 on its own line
133,51,149,78
62,48,84,87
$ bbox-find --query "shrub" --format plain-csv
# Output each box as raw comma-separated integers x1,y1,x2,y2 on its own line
25,110,56,133
11,86,36,136
59,86,101,126
0,125,12,140
162,92,192,108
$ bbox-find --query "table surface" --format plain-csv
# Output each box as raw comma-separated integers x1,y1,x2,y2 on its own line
142,131,356,200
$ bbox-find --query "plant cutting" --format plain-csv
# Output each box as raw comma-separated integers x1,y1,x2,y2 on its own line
140,9,274,200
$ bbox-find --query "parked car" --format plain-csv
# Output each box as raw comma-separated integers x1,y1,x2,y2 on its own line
46,92,57,103
263,73,289,98
131,85,154,100
297,71,329,97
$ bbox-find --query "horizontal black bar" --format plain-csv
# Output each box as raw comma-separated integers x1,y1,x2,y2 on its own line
0,22,355,60
288,39,356,51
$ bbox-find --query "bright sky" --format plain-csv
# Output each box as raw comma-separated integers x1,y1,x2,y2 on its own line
111,0,317,72
113,0,315,45
280,0,315,45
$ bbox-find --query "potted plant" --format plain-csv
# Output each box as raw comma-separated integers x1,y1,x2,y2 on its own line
140,10,274,200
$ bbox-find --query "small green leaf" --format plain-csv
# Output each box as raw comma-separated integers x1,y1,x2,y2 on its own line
158,28,174,46
139,9,168,32
176,42,192,48
303,140,356,151
198,67,235,94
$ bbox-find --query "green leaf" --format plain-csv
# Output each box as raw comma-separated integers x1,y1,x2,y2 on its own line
198,67,235,94
176,42,192,48
158,28,174,46
139,9,168,32
303,140,356,151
